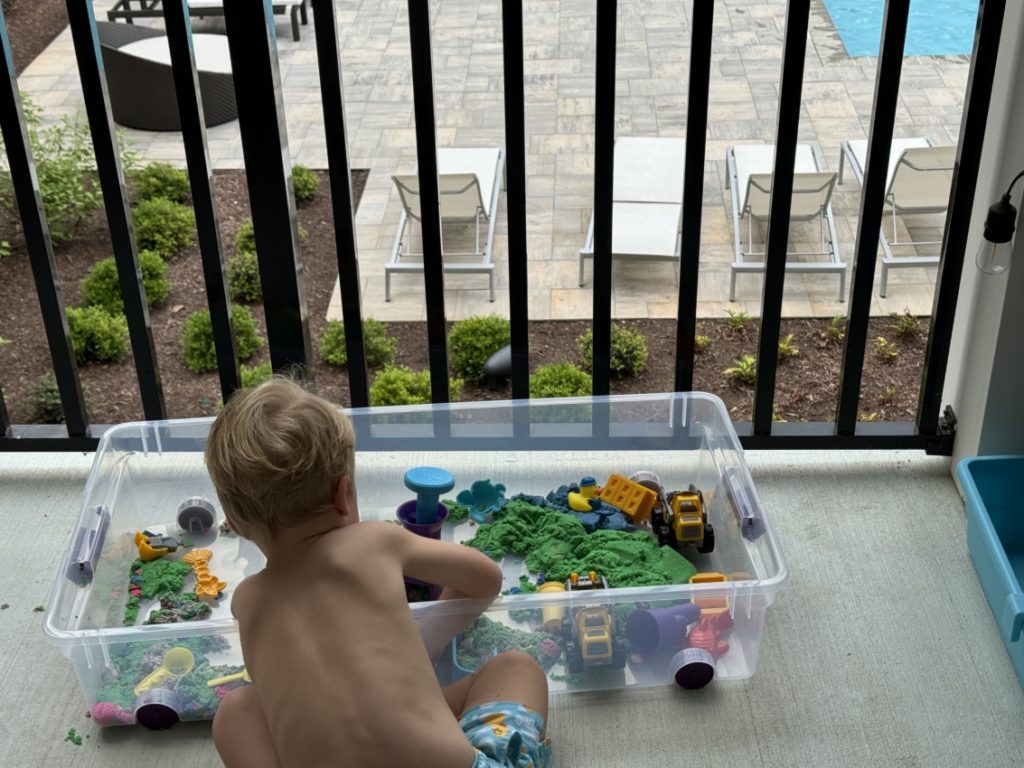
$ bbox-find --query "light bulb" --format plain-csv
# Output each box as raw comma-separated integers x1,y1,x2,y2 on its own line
976,238,1013,274
978,194,1017,275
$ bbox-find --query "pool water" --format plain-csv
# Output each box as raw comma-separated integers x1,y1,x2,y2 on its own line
823,0,979,57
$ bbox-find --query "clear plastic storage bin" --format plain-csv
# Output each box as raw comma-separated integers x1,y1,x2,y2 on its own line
45,393,788,727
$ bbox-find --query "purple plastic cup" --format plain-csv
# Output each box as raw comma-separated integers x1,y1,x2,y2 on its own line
625,603,701,656
398,500,449,601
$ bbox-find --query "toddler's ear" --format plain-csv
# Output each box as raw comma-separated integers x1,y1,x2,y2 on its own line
332,474,357,521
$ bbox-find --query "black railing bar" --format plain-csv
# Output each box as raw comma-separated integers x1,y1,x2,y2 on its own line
0,387,9,437
591,0,616,400
406,0,450,410
751,0,811,436
918,0,1006,435
64,0,166,419
162,0,240,403
311,0,370,408
223,0,312,374
673,0,715,393
0,6,89,436
501,0,530,409
836,0,910,435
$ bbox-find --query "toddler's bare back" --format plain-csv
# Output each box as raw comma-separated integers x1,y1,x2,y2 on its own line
232,521,477,768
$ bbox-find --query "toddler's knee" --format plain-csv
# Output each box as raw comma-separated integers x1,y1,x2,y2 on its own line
490,650,544,679
213,686,257,745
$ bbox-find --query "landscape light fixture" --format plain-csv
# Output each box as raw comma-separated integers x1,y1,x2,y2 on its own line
977,169,1024,275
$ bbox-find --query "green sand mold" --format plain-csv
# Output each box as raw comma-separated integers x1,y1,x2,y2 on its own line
464,499,697,587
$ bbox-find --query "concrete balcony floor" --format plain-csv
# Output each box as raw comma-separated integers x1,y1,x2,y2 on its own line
2,449,1022,767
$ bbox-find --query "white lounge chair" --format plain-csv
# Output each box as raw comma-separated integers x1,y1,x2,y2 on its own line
386,147,504,302
839,138,955,297
578,136,686,286
726,144,845,301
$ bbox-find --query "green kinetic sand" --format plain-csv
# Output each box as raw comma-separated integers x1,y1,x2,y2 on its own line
464,499,697,586
123,557,194,625
456,616,562,673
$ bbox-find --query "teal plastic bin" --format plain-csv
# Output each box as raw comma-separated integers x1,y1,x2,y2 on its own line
957,455,1024,688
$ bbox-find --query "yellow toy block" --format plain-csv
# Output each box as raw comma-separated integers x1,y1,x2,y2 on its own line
689,571,729,615
600,474,656,522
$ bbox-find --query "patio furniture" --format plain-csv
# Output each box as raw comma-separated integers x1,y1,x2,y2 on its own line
726,144,845,301
578,136,686,287
96,21,237,131
386,147,505,302
839,138,955,297
106,0,309,43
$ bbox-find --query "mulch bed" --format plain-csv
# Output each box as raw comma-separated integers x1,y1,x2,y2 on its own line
0,7,928,427
0,163,928,425
4,0,69,75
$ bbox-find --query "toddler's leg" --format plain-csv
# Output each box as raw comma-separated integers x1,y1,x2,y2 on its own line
453,650,549,728
212,686,281,768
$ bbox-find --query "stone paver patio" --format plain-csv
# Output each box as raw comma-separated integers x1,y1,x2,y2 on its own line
15,0,970,321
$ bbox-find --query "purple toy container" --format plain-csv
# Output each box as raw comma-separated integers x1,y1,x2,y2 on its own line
625,603,701,656
397,500,449,601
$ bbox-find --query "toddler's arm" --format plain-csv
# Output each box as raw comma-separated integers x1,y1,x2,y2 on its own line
388,524,503,657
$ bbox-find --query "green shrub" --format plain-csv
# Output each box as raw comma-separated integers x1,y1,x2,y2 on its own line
695,334,711,353
826,315,846,345
233,218,307,256
891,309,921,339
875,336,898,364
529,362,591,398
0,105,102,245
576,324,648,378
132,162,190,203
240,361,273,389
319,318,396,368
292,164,319,204
67,306,129,365
28,373,63,424
778,333,800,360
227,250,262,303
448,315,511,383
0,239,10,259
369,366,462,406
80,250,169,312
724,354,757,385
131,198,195,258
181,305,262,373
233,219,256,255
726,309,751,334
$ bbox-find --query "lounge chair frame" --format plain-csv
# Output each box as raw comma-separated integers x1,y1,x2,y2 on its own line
838,138,954,297
726,144,846,302
386,149,505,302
107,0,309,42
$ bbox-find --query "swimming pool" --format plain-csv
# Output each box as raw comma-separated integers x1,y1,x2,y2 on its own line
823,0,979,57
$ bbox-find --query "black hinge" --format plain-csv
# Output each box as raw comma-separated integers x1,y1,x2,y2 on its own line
925,405,957,456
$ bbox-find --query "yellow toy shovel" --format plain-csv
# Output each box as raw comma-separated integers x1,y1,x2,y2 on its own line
134,647,195,695
207,668,251,687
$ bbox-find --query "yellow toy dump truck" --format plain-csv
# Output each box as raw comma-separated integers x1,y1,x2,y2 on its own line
652,483,715,554
561,571,628,675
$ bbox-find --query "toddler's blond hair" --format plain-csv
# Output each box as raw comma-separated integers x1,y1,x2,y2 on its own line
205,377,355,535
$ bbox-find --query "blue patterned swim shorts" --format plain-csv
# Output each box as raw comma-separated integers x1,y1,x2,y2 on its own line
460,700,553,768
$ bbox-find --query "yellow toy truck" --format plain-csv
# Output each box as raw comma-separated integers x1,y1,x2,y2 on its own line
561,571,628,674
652,484,715,554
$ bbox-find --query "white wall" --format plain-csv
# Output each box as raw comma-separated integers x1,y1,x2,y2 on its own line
946,0,1024,471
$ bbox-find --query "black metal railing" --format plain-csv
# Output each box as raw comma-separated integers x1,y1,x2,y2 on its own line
0,0,1006,452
